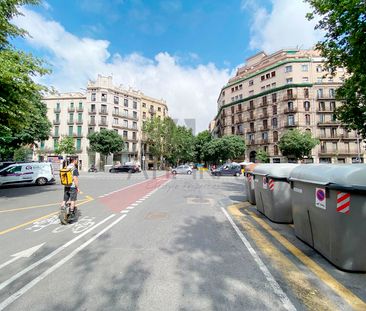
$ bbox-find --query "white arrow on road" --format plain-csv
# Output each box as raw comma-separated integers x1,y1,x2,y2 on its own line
0,243,45,270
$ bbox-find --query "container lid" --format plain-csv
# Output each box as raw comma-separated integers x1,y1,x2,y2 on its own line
253,163,299,178
245,163,259,173
289,164,366,188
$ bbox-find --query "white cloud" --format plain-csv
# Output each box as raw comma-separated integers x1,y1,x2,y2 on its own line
13,8,230,133
244,0,323,53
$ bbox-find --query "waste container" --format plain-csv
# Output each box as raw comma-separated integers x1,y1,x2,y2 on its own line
252,164,299,222
244,163,258,205
289,164,366,271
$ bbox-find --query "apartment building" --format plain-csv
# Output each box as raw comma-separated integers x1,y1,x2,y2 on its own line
213,49,365,164
38,75,168,171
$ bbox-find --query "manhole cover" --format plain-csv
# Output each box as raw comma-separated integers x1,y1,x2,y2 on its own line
186,197,213,205
145,212,169,220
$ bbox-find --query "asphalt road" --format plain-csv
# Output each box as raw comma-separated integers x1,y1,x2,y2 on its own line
0,171,364,310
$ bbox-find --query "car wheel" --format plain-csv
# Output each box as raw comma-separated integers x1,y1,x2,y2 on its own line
36,177,47,185
172,170,177,174
110,169,116,173
187,171,192,175
235,172,240,177
128,169,133,173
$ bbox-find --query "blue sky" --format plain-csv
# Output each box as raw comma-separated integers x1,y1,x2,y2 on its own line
13,0,321,132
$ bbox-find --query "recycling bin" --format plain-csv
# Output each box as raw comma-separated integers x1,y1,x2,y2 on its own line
252,164,299,222
289,164,366,271
244,163,258,204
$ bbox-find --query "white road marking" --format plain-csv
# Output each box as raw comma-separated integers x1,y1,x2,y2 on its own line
0,214,116,292
126,206,135,210
0,215,127,310
0,244,45,270
131,203,139,206
220,207,296,311
120,210,129,214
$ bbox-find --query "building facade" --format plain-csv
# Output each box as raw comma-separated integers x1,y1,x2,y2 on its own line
213,49,365,164
38,75,168,171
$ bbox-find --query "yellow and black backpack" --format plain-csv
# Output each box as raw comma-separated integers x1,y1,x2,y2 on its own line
59,168,73,186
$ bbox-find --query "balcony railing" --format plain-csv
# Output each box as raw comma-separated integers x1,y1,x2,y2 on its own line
340,133,357,140
52,133,60,138
319,149,358,156
73,133,83,138
284,107,298,114
99,120,108,126
99,109,108,115
284,121,298,128
283,94,297,101
318,134,340,140
76,107,84,112
260,139,269,145
247,106,254,111
67,120,75,125
54,108,61,113
317,120,339,126
53,120,60,125
88,121,96,126
247,117,255,122
317,94,336,100
75,119,83,124
258,113,269,119
316,108,335,113
68,107,75,112
88,109,97,115
260,126,269,131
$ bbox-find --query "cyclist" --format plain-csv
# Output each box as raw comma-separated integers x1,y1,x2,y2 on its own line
61,158,80,220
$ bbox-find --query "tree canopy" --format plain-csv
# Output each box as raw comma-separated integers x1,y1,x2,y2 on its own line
0,0,51,159
56,136,76,155
306,0,366,138
202,135,246,163
193,130,212,163
256,149,269,163
278,129,319,160
88,130,125,156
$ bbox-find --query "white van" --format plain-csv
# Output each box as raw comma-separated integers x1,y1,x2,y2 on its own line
0,162,55,186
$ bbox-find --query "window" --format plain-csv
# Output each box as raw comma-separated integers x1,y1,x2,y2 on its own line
316,65,322,72
114,96,119,104
288,101,294,110
271,82,276,88
239,84,243,89
101,116,107,125
78,102,83,110
143,112,146,119
272,105,277,115
304,88,309,98
123,131,128,139
133,111,138,119
286,78,293,84
249,90,254,95
142,103,146,108
249,100,254,109
68,126,73,136
56,102,60,109
305,114,310,125
301,64,309,72
317,89,323,98
235,86,238,91
285,65,293,73
329,89,335,98
231,106,235,113
330,102,336,111
77,126,82,136
271,71,276,77
158,107,161,112
266,73,270,79
55,113,60,122
272,117,278,129
40,141,45,150
132,132,137,140
266,84,270,89
304,101,310,111
133,122,137,129
273,131,278,142
231,116,234,124
262,132,268,140
274,145,279,155
231,87,234,92
101,93,107,102
114,107,119,115
91,104,96,112
123,120,128,128
261,75,265,81
231,127,235,134
113,118,118,125
231,97,234,102
261,86,265,91
319,114,325,122
54,139,58,150
69,113,74,122
91,93,96,102
272,93,277,103
101,104,107,114
123,109,128,117
133,101,137,109
317,77,323,83
249,80,254,86
319,101,326,111
132,143,137,152
288,115,295,126
331,128,337,138
70,102,74,109
333,142,338,152
302,77,309,82
76,139,81,150
78,113,82,122
124,98,128,107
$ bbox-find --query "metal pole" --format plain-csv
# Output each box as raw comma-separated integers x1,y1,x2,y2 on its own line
357,132,361,163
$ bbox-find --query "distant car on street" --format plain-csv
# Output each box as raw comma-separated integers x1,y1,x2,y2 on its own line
211,163,242,177
109,164,140,173
171,165,192,175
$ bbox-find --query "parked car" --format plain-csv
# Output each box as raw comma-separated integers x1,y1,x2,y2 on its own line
0,162,55,186
109,164,140,173
211,163,242,176
171,165,192,175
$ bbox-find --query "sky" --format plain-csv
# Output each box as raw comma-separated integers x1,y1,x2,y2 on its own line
13,0,323,133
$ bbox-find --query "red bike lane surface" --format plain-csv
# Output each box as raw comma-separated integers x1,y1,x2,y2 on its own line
98,175,171,212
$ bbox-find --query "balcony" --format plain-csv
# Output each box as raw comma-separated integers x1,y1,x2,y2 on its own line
247,129,256,134
283,94,297,101
284,107,298,114
317,120,339,126
67,119,75,125
260,101,268,107
99,109,108,115
247,116,255,122
235,119,243,124
73,133,83,138
236,108,243,114
260,139,269,145
99,120,108,126
260,126,269,131
318,134,340,140
53,120,60,125
76,107,84,112
68,107,75,112
53,108,61,113
284,121,298,128
88,121,96,126
317,94,336,100
316,108,335,113
340,133,357,140
258,113,269,119
52,132,60,138
319,150,358,156
248,139,255,146
88,109,97,115
75,119,83,125
112,111,120,117
247,106,254,111
236,130,244,135
149,108,156,114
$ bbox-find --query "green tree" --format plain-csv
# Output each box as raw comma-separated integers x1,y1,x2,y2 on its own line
202,135,246,163
193,130,212,163
88,130,125,168
256,149,270,163
169,125,194,165
13,146,33,161
306,0,366,138
0,0,51,159
278,129,319,160
56,136,76,155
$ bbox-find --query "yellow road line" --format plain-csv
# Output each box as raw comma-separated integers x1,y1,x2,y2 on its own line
0,198,94,236
0,199,88,213
243,207,366,311
228,205,338,311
